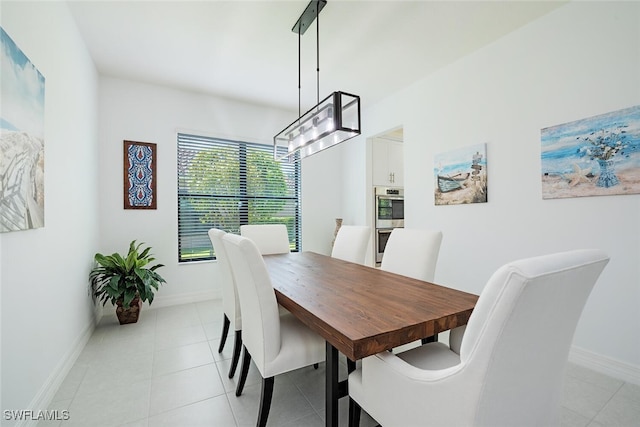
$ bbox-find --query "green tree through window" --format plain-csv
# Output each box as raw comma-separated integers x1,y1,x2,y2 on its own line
177,133,300,262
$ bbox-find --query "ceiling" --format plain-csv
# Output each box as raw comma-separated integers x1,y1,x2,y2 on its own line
67,0,565,113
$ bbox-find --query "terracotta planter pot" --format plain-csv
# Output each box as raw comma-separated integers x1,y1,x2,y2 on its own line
115,297,142,325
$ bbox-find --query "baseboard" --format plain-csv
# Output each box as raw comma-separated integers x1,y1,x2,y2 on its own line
143,290,220,310
569,345,640,385
18,322,95,427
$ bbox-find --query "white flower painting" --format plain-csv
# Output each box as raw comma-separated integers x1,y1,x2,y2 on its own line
1,26,45,232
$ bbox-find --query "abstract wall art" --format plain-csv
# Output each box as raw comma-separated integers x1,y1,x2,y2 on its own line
434,143,488,206
541,105,640,199
124,140,157,209
0,27,46,232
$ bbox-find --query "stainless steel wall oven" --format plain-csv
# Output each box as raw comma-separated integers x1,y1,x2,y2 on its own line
375,187,404,264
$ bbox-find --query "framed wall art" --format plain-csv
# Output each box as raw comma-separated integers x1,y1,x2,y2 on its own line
434,143,488,206
541,105,640,199
0,27,46,232
124,140,157,209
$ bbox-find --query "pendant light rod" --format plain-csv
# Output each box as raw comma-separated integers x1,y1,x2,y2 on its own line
316,2,320,106
298,29,301,121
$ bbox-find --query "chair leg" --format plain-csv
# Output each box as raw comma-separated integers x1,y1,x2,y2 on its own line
257,377,275,427
228,330,242,378
348,397,362,427
218,314,230,353
235,346,252,397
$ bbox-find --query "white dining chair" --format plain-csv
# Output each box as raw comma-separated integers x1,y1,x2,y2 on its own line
240,224,291,255
348,249,609,427
222,233,325,427
331,225,371,265
380,228,443,282
380,228,443,348
207,229,242,378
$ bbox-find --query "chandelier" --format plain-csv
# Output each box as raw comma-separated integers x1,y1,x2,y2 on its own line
273,0,361,161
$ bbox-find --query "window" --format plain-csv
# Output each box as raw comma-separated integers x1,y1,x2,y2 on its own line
177,133,301,262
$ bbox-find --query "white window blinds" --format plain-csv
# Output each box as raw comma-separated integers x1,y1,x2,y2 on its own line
177,133,301,262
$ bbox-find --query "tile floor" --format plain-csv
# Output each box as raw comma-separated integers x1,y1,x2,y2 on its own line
40,300,639,427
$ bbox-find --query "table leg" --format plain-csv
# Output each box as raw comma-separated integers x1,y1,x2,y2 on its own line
326,342,339,427
421,334,438,345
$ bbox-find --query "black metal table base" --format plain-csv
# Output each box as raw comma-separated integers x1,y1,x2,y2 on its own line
326,343,339,427
325,342,356,426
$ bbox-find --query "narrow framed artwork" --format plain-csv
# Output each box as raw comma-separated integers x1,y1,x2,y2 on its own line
123,140,157,209
541,105,640,199
1,27,46,232
434,143,488,205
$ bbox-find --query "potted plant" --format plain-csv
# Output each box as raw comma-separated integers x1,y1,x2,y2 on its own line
89,240,166,324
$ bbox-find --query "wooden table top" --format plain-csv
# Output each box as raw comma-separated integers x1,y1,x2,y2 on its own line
263,252,478,361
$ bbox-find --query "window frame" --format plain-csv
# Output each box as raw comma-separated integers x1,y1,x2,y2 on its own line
177,132,301,262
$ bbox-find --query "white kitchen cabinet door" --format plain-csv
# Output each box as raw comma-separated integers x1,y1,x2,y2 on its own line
372,139,404,186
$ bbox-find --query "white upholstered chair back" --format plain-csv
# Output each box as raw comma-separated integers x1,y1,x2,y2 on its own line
350,249,609,427
240,224,290,255
208,229,241,329
459,249,609,425
222,233,281,374
380,228,443,281
331,225,371,264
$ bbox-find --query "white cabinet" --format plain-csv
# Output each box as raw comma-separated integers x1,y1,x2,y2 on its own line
372,139,404,187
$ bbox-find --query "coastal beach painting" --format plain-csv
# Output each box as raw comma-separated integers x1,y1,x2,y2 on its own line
434,143,487,205
0,27,45,232
541,105,640,199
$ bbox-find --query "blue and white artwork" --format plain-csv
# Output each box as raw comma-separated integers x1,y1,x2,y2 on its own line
125,141,156,209
434,143,488,205
541,105,640,199
1,27,45,232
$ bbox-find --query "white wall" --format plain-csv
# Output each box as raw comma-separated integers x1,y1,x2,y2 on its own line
1,1,100,421
356,1,640,380
300,144,345,254
98,77,344,306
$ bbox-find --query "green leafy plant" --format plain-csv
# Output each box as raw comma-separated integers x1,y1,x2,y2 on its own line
89,240,166,309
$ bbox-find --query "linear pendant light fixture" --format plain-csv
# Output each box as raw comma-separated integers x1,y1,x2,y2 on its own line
274,0,361,161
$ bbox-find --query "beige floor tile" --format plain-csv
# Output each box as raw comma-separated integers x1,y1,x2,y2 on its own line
147,395,236,427
563,374,618,419
152,341,214,377
592,383,640,426
154,323,207,351
65,380,151,427
561,407,591,427
149,363,225,416
195,299,224,324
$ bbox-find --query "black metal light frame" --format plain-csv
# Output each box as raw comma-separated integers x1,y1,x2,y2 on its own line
273,0,361,162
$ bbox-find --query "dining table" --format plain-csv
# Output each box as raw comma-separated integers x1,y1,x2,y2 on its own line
262,251,479,427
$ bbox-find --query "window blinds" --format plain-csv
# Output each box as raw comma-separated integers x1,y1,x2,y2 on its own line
177,133,301,262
